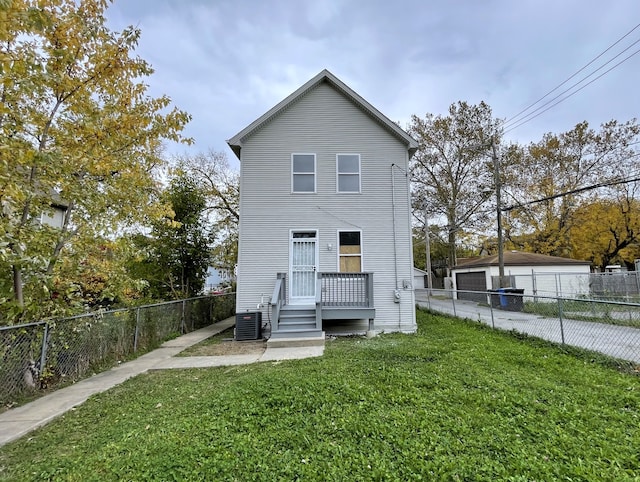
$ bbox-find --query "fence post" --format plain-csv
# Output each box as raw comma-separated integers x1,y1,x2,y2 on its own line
489,298,495,329
39,322,50,374
557,297,566,344
558,274,563,298
190,299,195,331
451,291,457,318
181,300,186,334
134,308,140,352
625,277,629,302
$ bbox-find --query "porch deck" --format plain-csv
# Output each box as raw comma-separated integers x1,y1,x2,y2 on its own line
270,272,375,339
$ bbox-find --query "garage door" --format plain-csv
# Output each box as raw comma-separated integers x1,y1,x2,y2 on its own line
456,272,487,302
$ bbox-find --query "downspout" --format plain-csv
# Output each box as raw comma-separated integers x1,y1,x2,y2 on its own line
391,163,408,330
391,164,399,291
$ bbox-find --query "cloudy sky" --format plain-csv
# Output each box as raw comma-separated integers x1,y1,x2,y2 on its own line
107,0,640,163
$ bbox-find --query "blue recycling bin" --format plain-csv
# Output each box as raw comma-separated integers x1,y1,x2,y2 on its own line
497,288,524,311
488,289,501,308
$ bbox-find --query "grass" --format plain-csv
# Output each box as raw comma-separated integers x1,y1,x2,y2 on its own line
524,299,640,328
1,310,639,481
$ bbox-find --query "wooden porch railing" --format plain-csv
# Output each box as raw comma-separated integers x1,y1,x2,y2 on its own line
318,272,374,307
317,272,375,330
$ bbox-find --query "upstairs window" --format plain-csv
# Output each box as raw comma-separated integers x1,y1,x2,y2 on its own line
339,231,362,272
337,154,361,193
292,154,316,193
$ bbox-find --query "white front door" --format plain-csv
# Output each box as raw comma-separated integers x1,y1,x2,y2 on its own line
290,231,318,304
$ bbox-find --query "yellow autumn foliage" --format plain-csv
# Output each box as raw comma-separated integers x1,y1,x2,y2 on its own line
0,0,191,323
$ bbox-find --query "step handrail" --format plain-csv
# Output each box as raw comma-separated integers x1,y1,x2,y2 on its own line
271,273,287,332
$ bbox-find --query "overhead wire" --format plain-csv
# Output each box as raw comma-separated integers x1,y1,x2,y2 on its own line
503,175,640,211
502,151,640,213
502,22,640,133
504,44,640,134
504,22,640,126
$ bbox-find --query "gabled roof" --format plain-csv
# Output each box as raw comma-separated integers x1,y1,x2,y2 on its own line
454,251,591,269
50,190,69,210
226,69,418,159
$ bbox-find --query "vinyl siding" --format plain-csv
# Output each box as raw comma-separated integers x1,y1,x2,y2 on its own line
236,81,416,333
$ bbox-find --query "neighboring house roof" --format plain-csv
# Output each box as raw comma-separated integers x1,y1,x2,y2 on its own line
50,194,69,210
226,69,418,159
455,251,591,269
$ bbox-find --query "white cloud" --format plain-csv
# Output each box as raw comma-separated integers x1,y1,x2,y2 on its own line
106,0,640,155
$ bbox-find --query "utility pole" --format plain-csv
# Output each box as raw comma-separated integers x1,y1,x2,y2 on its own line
490,137,506,287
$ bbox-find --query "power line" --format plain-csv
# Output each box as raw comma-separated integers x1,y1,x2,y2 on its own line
503,174,640,212
505,22,640,126
504,44,640,134
503,22,640,130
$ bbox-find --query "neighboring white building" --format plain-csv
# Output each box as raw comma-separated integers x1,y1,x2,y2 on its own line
452,251,592,301
227,69,418,338
204,267,236,292
413,267,428,290
40,196,68,229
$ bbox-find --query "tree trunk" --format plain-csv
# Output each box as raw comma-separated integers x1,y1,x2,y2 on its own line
12,265,24,307
447,229,457,269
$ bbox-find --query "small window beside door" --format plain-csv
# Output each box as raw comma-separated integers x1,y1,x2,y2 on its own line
339,231,362,272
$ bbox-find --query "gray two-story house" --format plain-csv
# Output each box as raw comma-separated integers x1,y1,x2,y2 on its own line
228,69,417,341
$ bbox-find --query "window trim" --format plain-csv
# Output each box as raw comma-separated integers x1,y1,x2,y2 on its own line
336,153,361,193
291,153,316,194
337,229,363,273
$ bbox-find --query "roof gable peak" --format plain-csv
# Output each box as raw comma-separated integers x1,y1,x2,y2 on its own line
227,69,417,159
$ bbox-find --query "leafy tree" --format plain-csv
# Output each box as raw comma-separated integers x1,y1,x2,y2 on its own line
133,174,213,299
505,120,640,257
54,236,147,311
0,0,190,324
571,185,640,270
174,151,239,274
409,101,502,268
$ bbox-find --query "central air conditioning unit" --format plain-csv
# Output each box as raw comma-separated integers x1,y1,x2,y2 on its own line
235,312,262,341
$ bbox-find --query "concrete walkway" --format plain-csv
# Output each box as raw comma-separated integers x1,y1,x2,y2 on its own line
0,317,324,448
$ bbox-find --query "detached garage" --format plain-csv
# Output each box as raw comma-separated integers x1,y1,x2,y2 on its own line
455,271,488,302
451,251,592,300
413,267,428,289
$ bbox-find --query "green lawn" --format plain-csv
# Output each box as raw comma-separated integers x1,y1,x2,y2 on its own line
1,310,639,481
524,299,640,328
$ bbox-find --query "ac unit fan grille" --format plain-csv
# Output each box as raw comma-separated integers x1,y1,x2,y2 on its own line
235,312,262,341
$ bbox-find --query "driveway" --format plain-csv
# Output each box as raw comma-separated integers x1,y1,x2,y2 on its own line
415,292,640,364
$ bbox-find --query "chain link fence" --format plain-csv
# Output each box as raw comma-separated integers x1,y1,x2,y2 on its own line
1,293,235,409
416,289,640,365
505,271,640,301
